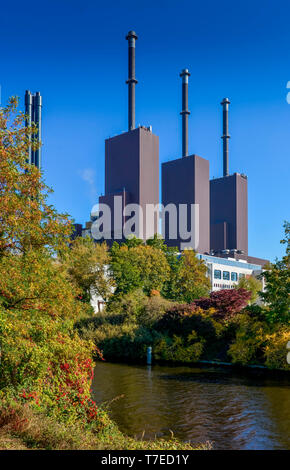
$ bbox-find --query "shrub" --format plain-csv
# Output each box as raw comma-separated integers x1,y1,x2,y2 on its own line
138,296,174,328
193,288,251,321
154,333,204,363
264,329,290,370
227,313,269,365
106,289,147,322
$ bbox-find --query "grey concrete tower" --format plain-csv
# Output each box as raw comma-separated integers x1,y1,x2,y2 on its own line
126,30,138,131
25,90,42,169
180,69,190,157
221,97,230,177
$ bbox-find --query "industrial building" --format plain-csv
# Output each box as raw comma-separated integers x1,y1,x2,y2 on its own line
162,69,209,253
72,30,268,291
97,31,159,244
210,99,248,255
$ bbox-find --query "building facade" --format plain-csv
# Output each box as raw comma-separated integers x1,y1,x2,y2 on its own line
198,253,265,292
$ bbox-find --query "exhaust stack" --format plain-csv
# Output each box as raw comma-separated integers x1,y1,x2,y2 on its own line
180,69,190,157
34,92,42,169
221,97,230,177
25,91,42,169
126,30,138,131
25,90,32,165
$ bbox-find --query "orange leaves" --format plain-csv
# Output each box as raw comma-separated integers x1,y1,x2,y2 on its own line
0,97,73,256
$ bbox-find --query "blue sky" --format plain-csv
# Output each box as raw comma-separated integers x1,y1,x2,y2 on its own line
1,0,289,261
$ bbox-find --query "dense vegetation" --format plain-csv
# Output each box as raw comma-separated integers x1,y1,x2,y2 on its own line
0,98,205,450
76,224,290,371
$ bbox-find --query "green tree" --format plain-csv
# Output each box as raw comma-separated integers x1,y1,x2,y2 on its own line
235,275,263,305
109,242,170,295
61,236,114,302
261,221,290,325
161,246,182,300
174,250,210,303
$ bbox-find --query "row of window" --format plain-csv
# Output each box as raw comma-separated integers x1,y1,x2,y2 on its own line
213,284,236,289
214,269,245,281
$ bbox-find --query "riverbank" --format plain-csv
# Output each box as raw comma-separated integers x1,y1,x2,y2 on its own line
0,403,209,450
76,295,290,373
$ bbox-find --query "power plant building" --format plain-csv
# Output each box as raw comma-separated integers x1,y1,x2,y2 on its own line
162,69,210,253
210,99,248,255
72,29,268,292
98,31,159,243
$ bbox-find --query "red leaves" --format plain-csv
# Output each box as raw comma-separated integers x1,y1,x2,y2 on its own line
193,288,252,320
19,390,40,405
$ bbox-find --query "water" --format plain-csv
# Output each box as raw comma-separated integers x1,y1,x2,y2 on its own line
92,362,290,450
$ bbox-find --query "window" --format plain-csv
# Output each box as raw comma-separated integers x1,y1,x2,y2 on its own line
231,272,238,281
214,269,221,279
239,273,245,279
223,271,230,280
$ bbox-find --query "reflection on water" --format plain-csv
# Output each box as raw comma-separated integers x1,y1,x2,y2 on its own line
92,362,290,450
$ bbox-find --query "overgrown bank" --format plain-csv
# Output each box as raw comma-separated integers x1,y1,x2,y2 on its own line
0,98,207,450
77,289,290,371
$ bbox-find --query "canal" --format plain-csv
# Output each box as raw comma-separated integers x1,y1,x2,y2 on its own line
92,362,290,450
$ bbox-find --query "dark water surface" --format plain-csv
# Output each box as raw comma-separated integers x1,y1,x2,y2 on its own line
92,362,290,450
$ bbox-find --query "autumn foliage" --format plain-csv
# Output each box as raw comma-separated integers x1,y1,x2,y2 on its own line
193,288,252,321
0,98,104,432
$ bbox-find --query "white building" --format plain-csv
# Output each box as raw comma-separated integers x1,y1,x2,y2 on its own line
198,253,265,291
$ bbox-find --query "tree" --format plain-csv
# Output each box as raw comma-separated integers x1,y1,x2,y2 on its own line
0,98,101,428
194,288,252,321
261,221,290,325
109,242,170,295
146,233,168,251
0,97,71,256
235,275,263,305
61,236,114,302
161,246,182,300
173,250,210,303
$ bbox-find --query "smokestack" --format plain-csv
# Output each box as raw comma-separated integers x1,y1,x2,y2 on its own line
221,97,230,177
126,30,138,131
180,69,190,157
33,92,42,169
25,90,32,164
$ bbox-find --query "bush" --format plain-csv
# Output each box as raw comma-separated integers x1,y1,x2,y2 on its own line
154,333,204,363
264,329,290,370
106,289,148,322
138,295,174,328
227,312,268,365
193,288,251,321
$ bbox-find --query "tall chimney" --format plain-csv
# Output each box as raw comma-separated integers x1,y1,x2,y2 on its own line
126,30,138,131
25,90,32,164
33,92,42,169
180,69,190,157
221,97,230,177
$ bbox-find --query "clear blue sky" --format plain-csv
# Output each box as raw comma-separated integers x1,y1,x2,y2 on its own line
1,0,289,261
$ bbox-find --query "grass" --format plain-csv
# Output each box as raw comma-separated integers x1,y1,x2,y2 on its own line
0,403,211,450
